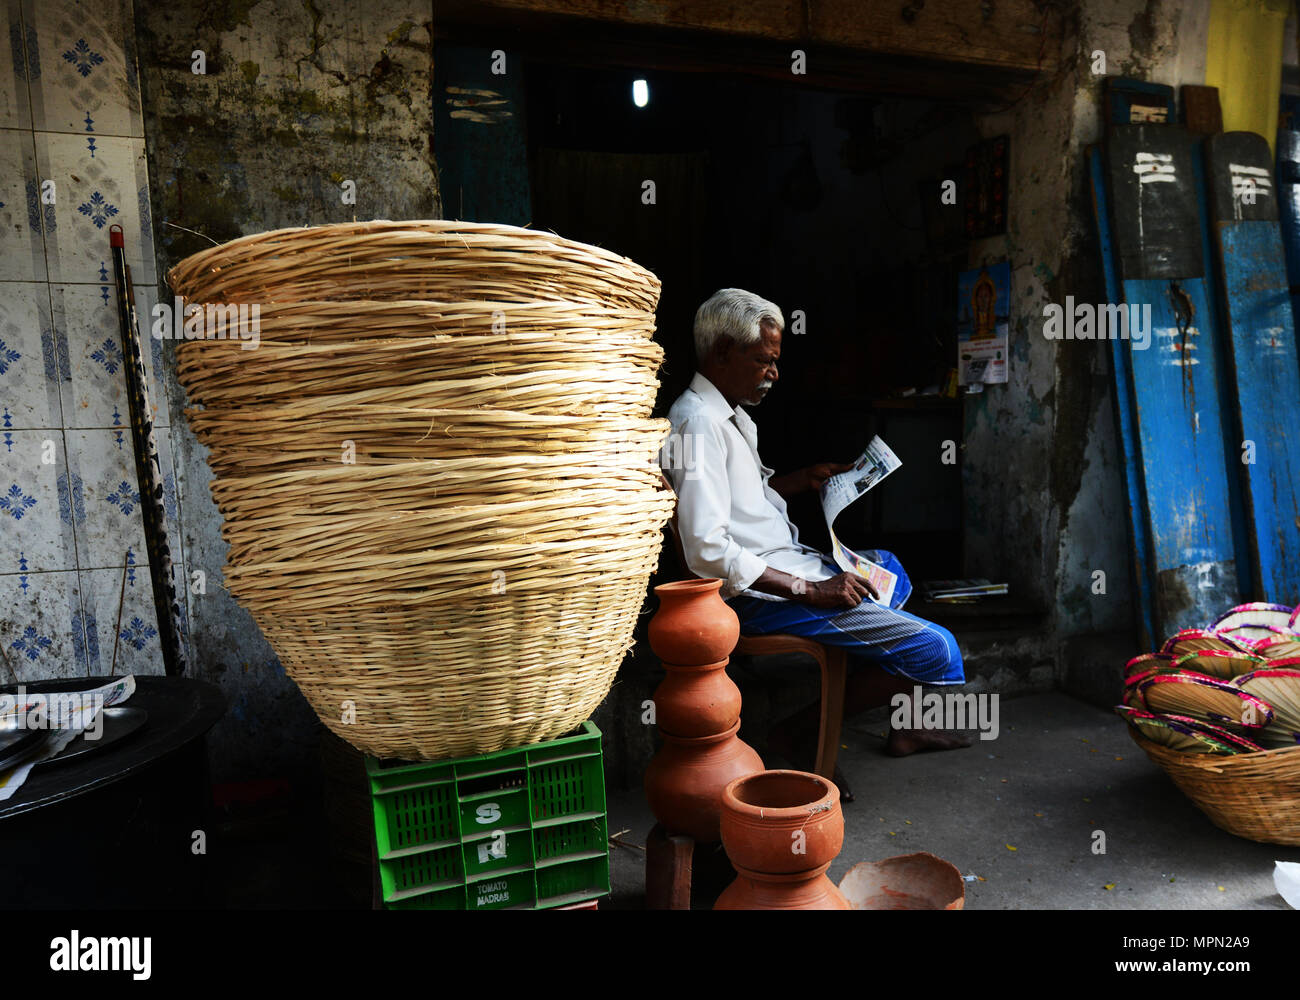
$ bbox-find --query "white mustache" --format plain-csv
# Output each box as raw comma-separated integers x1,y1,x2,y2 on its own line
757,380,773,391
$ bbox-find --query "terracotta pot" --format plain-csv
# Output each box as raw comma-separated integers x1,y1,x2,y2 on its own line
644,720,764,842
837,853,966,910
720,770,843,874
648,579,740,666
715,861,851,910
653,658,742,737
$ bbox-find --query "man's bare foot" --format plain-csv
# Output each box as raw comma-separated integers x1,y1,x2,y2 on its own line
883,728,971,757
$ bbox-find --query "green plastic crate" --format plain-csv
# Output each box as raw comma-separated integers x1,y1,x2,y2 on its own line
367,721,609,910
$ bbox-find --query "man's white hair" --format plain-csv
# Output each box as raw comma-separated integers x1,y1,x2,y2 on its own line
694,288,784,362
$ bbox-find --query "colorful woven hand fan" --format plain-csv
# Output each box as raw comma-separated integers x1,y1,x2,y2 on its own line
1222,624,1293,646
1162,628,1253,657
1124,652,1175,680
1233,668,1300,749
1124,665,1179,707
1252,636,1300,660
1153,713,1264,753
1171,649,1266,680
1114,706,1251,754
1137,672,1274,729
1212,602,1296,635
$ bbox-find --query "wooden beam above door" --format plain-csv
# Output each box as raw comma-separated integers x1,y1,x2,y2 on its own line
435,0,1062,104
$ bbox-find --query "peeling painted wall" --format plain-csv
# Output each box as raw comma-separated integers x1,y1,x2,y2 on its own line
963,0,1211,701
134,0,436,783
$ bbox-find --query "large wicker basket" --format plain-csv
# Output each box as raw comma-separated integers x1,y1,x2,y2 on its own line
169,221,672,760
1131,730,1300,845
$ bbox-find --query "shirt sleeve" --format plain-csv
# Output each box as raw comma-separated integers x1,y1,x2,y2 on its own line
661,415,768,593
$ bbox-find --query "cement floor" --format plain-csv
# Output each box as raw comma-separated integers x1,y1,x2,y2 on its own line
605,692,1300,910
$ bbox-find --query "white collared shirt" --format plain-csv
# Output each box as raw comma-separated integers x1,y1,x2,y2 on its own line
659,372,834,600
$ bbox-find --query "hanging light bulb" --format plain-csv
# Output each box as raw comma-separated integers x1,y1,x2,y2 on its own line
632,79,649,108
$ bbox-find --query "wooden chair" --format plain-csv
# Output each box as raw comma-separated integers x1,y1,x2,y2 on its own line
734,634,848,780
663,503,849,782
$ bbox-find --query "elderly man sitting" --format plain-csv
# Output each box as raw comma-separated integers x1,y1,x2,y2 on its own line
659,288,968,799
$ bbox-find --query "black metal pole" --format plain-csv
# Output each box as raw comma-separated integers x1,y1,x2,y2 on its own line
109,223,186,677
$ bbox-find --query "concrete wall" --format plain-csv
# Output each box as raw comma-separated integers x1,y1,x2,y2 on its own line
135,0,436,783
961,0,1213,707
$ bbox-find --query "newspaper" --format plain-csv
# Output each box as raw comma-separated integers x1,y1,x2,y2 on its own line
0,675,136,801
818,437,902,604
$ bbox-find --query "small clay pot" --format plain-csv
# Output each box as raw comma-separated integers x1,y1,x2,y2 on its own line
648,579,740,666
720,770,843,874
715,861,851,910
644,720,764,842
653,658,742,738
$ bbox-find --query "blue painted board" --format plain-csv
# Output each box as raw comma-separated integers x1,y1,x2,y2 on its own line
1192,140,1255,604
1088,143,1158,649
1276,130,1300,349
1101,126,1241,635
1207,132,1300,606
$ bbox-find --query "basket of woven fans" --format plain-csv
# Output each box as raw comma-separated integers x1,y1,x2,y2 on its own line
1117,602,1300,846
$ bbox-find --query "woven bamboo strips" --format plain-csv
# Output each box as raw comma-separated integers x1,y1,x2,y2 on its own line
168,221,662,310
174,299,658,344
169,220,670,759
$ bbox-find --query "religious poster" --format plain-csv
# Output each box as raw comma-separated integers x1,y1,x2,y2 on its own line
957,260,1011,386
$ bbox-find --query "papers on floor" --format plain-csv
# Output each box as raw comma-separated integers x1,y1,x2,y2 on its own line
819,437,902,605
921,579,1009,602
0,675,136,802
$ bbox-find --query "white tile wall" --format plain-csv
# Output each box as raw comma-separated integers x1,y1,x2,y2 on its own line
22,0,143,139
0,127,46,281
0,0,182,679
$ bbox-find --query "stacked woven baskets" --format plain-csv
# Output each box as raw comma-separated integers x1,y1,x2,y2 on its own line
1117,602,1300,845
169,221,674,760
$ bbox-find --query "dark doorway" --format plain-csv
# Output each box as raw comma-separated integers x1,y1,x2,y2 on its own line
523,61,971,579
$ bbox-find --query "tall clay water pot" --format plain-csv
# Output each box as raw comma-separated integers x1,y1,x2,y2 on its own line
719,770,843,874
652,659,742,738
714,862,851,910
648,579,740,665
715,769,850,910
644,721,764,842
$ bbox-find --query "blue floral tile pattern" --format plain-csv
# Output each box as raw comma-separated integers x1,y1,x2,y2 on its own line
104,479,139,514
0,482,37,519
26,0,143,137
119,614,156,651
0,571,85,678
90,336,122,373
76,190,118,228
11,623,52,660
60,38,102,77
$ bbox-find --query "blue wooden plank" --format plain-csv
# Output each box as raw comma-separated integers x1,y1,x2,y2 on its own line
1102,126,1241,634
1276,130,1300,349
1206,133,1300,606
1193,140,1255,603
1121,275,1236,578
1216,224,1300,604
1088,144,1158,648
